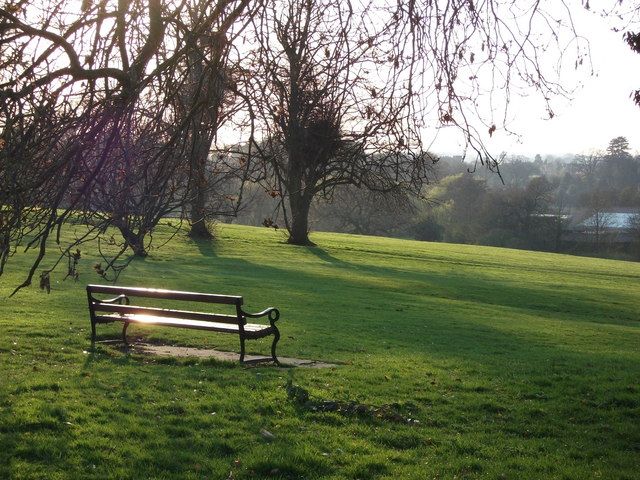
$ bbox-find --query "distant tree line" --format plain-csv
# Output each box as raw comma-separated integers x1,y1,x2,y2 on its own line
232,136,640,260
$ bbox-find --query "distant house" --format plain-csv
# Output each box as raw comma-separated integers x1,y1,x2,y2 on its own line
563,208,639,247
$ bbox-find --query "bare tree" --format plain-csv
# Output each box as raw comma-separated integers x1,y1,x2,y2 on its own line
582,191,615,252
573,151,604,188
312,186,417,238
238,0,610,245
0,0,255,292
173,4,254,239
242,0,437,245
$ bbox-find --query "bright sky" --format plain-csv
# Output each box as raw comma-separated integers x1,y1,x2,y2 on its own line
429,5,640,158
215,2,640,159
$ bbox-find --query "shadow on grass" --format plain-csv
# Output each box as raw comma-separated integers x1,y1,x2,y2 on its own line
187,237,218,258
301,245,351,267
118,246,638,380
208,250,638,329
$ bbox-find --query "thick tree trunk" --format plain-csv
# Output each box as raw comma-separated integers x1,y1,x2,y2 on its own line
287,191,314,246
187,151,214,240
186,107,216,240
188,216,213,239
185,32,225,240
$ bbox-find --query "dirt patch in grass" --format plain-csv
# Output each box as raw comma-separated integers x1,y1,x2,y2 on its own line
125,341,339,368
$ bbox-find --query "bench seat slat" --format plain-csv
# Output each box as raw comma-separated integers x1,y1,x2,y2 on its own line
94,314,274,338
92,303,241,324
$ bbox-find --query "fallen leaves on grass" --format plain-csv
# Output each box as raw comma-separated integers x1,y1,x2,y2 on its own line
285,380,418,424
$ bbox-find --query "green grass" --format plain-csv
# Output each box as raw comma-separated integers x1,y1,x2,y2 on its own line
0,223,639,479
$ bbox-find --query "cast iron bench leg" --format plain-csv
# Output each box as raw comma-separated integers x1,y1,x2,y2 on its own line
271,329,281,365
122,323,130,344
239,336,246,363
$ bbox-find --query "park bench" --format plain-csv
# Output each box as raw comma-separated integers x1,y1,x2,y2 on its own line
86,284,281,364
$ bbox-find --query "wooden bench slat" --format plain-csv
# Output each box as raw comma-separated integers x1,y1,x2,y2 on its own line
92,303,242,324
87,284,243,305
94,314,274,337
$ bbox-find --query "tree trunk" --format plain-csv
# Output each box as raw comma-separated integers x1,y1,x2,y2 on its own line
188,216,213,240
287,190,314,246
116,223,148,257
186,104,216,239
187,147,214,240
185,32,225,240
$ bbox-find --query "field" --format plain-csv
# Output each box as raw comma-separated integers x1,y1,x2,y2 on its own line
0,223,638,479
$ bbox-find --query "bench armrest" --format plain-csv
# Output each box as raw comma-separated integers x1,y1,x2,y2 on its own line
94,294,130,305
243,307,280,325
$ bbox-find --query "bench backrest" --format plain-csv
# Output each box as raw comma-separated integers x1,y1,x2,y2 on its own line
87,284,245,325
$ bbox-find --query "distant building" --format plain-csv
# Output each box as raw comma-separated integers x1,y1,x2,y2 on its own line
563,208,639,248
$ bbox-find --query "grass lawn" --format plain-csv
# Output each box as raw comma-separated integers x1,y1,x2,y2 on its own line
0,223,638,479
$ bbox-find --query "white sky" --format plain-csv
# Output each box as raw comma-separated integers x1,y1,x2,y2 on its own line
216,2,640,159
428,5,640,158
